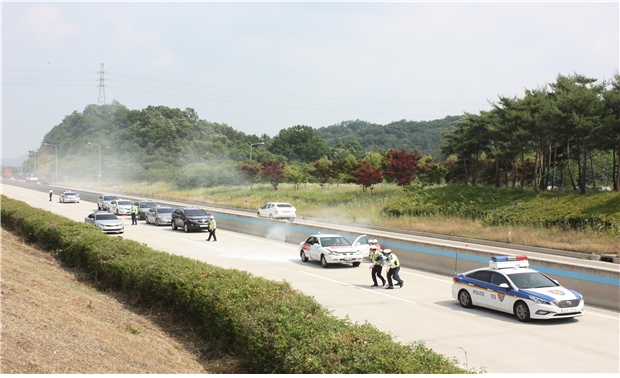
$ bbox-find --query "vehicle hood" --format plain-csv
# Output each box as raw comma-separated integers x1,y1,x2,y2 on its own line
323,245,359,253
520,287,582,302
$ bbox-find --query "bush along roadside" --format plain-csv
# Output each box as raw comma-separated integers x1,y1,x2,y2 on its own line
0,195,473,374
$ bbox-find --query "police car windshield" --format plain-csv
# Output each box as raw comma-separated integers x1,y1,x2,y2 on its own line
141,202,156,207
118,201,132,206
157,207,173,214
507,272,558,289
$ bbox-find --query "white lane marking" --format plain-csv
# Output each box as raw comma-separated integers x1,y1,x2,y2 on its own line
584,310,619,320
300,271,417,304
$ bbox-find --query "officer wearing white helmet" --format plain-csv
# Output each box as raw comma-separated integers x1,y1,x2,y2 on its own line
382,249,404,289
206,214,217,242
369,244,386,287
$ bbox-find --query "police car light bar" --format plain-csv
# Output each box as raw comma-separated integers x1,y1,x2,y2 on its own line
491,255,527,262
489,255,529,269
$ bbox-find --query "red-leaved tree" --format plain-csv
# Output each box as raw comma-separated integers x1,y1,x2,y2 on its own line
350,159,383,193
261,158,285,190
382,148,423,186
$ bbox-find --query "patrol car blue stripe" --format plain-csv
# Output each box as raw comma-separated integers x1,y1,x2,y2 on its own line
212,214,619,287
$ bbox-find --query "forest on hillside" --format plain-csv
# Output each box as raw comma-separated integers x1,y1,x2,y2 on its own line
14,72,620,193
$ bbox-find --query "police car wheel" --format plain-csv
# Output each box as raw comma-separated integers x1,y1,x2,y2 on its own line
514,301,531,322
300,250,309,262
458,290,473,308
320,255,329,268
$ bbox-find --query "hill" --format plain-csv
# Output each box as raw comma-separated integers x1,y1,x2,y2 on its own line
315,116,462,158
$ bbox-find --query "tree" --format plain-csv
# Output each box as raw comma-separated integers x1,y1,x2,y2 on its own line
350,159,383,193
381,148,423,187
283,163,310,190
261,159,285,190
269,125,330,163
310,156,333,188
237,160,261,189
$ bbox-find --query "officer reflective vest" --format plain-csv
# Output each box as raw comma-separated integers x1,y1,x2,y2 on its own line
383,253,400,268
370,251,383,266
131,206,137,214
209,219,216,230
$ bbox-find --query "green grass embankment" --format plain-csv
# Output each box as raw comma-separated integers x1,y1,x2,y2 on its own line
0,195,472,374
384,185,620,235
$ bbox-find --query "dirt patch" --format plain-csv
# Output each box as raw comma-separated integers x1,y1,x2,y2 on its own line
0,227,242,373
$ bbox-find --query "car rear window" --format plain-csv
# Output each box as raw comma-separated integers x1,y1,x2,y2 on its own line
118,201,132,206
157,208,173,214
104,196,119,201
141,202,156,207
277,203,293,207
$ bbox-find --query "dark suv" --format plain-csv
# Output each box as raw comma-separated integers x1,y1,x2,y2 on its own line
171,207,211,232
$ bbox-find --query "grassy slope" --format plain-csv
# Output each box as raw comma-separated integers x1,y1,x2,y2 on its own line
0,228,242,374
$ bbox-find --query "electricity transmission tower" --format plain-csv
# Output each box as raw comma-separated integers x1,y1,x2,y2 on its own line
97,63,107,105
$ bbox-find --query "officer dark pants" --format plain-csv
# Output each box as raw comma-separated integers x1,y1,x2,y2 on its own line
371,265,386,286
131,213,137,225
49,193,52,201
387,266,404,288
207,228,217,241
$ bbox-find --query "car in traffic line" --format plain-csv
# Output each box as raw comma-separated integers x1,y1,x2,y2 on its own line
257,202,296,221
171,207,211,232
97,194,119,211
59,190,80,203
134,200,158,220
452,255,584,322
108,199,133,216
84,210,124,234
145,206,174,226
299,234,370,268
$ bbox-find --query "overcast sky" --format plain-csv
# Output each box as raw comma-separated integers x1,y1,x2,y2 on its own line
2,1,618,161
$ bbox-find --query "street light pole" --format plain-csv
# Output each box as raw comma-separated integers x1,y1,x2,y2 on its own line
43,143,58,182
87,142,101,184
250,142,265,161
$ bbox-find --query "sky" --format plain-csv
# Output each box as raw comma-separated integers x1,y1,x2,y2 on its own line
2,1,619,162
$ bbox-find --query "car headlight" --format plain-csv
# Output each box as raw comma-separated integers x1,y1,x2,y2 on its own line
529,295,551,305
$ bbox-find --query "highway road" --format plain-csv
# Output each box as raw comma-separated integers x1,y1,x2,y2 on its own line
2,184,619,374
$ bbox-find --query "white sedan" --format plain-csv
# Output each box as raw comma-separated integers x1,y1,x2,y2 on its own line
452,255,584,322
299,234,370,268
59,190,80,203
108,199,133,216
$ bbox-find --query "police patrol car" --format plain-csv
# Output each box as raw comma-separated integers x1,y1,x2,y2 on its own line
452,255,584,322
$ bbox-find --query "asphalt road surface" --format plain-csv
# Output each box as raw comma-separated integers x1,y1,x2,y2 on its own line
3,184,619,374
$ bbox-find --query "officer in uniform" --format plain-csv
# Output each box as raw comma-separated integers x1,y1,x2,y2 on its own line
49,189,53,202
206,215,217,242
382,249,404,289
369,244,386,287
130,203,138,225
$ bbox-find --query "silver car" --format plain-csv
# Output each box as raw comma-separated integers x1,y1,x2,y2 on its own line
85,211,124,234
59,190,80,203
145,206,174,226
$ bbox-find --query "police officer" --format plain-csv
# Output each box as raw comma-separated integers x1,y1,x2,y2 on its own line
369,244,386,287
382,249,404,289
206,215,217,242
49,189,53,202
130,203,138,225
